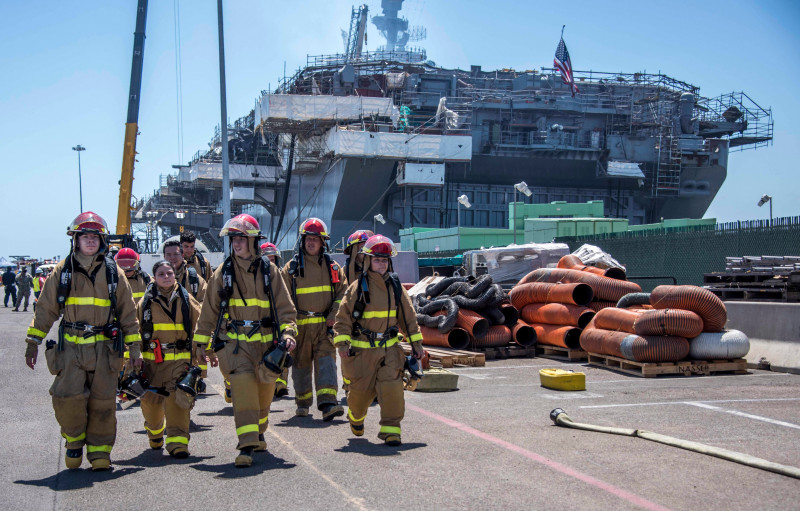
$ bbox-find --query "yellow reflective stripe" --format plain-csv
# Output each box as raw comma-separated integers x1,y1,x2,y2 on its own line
229,298,270,308
63,333,109,344
297,316,326,326
86,445,113,453
342,376,351,385
132,292,145,298
198,364,207,370
123,351,130,359
165,436,189,445
362,310,396,319
409,332,423,343
348,409,366,423
379,425,401,435
194,334,211,344
316,388,337,396
124,334,140,344
27,327,47,338
62,432,86,443
335,299,342,304
65,297,111,307
280,323,293,332
349,337,399,349
334,334,350,345
276,378,287,385
227,331,274,343
295,285,333,295
145,420,166,436
153,324,184,331
296,392,313,401
236,424,259,436
259,415,269,425
142,352,191,361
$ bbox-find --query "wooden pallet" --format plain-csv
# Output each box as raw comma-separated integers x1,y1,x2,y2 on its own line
535,344,588,361
402,344,485,368
586,352,748,378
706,286,800,302
472,344,537,360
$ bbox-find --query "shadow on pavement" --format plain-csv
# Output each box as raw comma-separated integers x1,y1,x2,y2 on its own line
334,438,427,456
197,407,234,417
190,452,296,478
274,416,347,428
14,467,144,490
114,449,215,468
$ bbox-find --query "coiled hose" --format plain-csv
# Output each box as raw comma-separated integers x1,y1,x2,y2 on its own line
511,320,536,346
510,282,594,309
531,324,582,349
469,325,512,348
616,292,652,309
499,303,519,326
550,409,800,480
594,308,704,338
518,268,642,302
450,284,506,310
521,303,595,328
651,285,727,332
479,306,506,326
419,326,471,350
587,301,618,312
425,276,472,297
557,254,627,280
689,330,750,360
454,309,490,339
415,297,459,334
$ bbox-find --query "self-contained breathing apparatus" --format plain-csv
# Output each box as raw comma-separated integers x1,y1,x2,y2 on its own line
182,265,200,297
211,255,284,364
55,252,123,356
191,250,209,280
287,243,340,322
140,283,194,363
350,271,406,348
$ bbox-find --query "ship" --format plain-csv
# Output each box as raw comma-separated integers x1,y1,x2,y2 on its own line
130,0,773,253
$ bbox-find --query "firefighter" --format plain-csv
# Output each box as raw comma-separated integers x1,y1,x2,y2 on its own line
135,260,201,458
343,230,373,285
32,267,46,312
261,241,290,398
115,248,150,305
333,235,424,446
194,214,297,468
181,230,213,281
24,212,140,471
164,240,206,302
283,218,346,421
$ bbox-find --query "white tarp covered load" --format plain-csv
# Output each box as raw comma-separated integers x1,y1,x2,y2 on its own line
324,128,471,161
463,243,571,285
179,163,282,183
255,94,400,127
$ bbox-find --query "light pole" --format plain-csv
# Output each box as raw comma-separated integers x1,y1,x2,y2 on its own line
72,145,86,212
513,181,532,244
373,213,385,233
757,194,773,226
457,194,471,230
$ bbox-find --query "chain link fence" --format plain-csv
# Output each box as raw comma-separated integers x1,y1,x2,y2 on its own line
556,216,800,291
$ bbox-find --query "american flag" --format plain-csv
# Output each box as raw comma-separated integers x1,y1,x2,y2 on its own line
554,37,579,97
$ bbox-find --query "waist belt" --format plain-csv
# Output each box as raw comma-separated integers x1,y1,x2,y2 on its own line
227,318,274,338
62,321,107,338
352,324,400,348
145,340,190,351
297,309,329,318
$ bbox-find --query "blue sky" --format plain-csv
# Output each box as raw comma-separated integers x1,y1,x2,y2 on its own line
1,0,798,259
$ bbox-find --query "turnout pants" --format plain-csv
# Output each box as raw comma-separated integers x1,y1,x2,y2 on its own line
140,356,193,454
216,340,279,450
344,343,405,440
292,321,338,410
275,367,289,393
45,340,120,462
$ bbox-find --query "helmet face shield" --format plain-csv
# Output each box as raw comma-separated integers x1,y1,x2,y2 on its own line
345,230,374,254
67,211,109,236
115,247,140,270
260,242,279,256
220,214,261,237
360,235,397,258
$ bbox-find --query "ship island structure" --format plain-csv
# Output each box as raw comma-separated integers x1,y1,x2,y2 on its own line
130,1,773,253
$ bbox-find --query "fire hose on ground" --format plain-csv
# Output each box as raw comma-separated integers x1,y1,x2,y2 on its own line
549,408,800,480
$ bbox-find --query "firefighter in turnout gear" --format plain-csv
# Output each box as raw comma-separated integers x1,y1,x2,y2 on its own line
164,240,207,303
261,241,290,398
341,229,373,397
283,218,346,421
115,247,150,305
334,235,424,446
194,214,297,468
24,212,140,471
135,260,201,458
181,230,213,281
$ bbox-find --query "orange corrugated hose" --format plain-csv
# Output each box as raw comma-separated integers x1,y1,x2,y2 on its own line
650,285,727,332
557,254,627,280
520,303,595,328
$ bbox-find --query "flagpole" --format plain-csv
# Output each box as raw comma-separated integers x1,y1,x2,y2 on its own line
561,25,565,38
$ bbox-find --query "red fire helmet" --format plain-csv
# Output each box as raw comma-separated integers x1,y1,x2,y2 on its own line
360,235,397,258
115,247,140,270
220,214,261,237
67,211,109,236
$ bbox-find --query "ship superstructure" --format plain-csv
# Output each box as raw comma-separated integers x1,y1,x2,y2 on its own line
131,1,772,252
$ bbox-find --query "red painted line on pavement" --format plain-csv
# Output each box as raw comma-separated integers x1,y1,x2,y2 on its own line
408,404,670,511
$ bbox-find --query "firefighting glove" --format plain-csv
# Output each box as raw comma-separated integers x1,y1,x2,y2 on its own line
411,341,424,360
337,344,352,358
25,340,39,369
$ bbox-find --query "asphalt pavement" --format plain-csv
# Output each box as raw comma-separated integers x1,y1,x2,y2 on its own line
2,306,798,510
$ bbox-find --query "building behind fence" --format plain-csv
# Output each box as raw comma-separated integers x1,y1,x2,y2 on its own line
556,216,800,291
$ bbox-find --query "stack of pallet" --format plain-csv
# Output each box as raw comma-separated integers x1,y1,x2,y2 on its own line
705,255,800,302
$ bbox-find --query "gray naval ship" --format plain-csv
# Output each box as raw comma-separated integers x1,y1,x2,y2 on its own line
131,1,772,252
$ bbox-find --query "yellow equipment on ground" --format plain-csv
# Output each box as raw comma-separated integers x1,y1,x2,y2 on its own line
539,368,586,391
